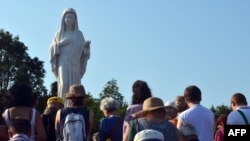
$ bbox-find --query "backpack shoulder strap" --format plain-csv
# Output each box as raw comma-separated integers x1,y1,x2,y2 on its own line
30,108,36,126
237,110,249,125
58,108,68,138
136,118,139,132
128,119,139,141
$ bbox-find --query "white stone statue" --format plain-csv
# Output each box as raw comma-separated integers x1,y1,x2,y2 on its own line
49,8,90,99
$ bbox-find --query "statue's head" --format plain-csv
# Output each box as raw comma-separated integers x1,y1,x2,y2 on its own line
61,8,78,31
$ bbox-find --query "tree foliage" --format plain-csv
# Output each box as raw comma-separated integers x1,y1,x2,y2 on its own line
85,92,102,133
99,78,128,117
0,29,47,113
210,104,231,119
0,29,47,95
36,81,59,113
49,81,58,96
99,78,124,105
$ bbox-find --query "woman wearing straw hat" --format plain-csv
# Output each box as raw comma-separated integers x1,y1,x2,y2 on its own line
127,97,183,141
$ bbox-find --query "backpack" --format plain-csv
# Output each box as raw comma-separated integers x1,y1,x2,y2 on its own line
59,107,89,141
63,113,86,141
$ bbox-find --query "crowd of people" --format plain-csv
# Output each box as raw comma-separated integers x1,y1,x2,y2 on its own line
0,80,249,141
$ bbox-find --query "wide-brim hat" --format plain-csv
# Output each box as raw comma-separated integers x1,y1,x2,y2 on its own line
65,84,86,99
132,97,168,118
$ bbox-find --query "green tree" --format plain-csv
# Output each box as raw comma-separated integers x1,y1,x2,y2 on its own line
210,104,231,119
99,79,128,117
0,29,47,95
0,29,47,113
99,78,124,105
37,82,58,113
85,92,102,134
49,81,58,96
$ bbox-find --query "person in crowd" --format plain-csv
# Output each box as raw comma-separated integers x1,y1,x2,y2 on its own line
99,97,123,141
123,80,152,141
2,84,47,141
164,101,178,124
227,93,250,125
214,114,227,141
55,84,94,140
49,8,91,100
8,117,31,141
41,96,64,141
134,129,164,141
172,96,188,126
92,132,100,141
179,124,199,141
0,116,7,141
175,96,189,114
177,85,215,141
128,97,183,141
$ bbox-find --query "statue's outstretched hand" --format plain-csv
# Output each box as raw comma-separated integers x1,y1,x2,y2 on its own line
84,40,91,48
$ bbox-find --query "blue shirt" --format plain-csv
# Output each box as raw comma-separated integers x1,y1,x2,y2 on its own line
99,116,123,141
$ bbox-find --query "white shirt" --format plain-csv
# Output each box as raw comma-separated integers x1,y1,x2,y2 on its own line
178,104,215,141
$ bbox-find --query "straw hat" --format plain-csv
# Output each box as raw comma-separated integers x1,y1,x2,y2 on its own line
65,84,86,99
134,129,164,141
47,96,64,105
132,97,167,118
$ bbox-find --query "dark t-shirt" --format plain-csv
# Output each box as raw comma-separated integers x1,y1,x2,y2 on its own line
99,116,123,141
41,107,58,141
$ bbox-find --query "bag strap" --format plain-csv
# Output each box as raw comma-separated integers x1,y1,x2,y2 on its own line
127,119,139,141
237,110,249,125
136,118,139,132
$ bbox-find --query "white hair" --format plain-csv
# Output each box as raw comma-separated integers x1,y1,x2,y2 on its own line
100,97,120,112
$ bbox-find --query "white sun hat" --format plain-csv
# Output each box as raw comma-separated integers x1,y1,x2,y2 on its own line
165,100,176,108
134,129,164,141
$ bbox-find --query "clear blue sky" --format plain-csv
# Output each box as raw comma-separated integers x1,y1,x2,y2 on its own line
1,1,250,108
